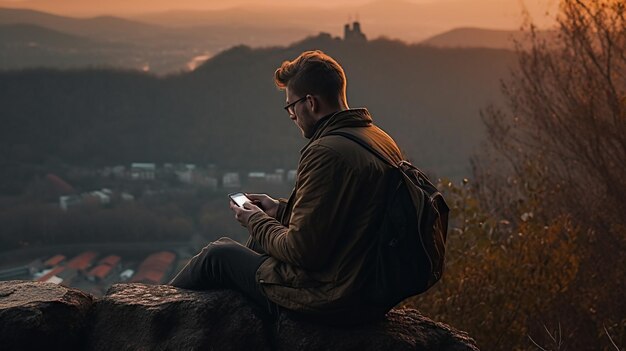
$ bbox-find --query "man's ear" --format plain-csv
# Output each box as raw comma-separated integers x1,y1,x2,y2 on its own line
307,94,317,113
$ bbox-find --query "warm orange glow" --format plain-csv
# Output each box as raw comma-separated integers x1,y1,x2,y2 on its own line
0,0,558,41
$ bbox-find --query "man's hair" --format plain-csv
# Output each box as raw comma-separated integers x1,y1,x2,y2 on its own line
274,50,347,107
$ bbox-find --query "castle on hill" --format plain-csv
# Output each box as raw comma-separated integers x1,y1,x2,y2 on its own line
344,21,367,42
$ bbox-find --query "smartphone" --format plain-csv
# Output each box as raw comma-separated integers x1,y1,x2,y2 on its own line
229,192,251,208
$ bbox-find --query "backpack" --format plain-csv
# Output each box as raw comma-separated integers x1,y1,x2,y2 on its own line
328,131,450,309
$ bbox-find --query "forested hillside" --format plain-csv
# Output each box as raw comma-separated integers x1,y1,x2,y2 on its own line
0,34,515,194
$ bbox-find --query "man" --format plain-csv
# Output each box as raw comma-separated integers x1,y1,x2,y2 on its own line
170,50,406,323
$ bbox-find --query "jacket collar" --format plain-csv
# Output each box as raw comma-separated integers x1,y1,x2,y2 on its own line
301,108,373,154
309,111,337,137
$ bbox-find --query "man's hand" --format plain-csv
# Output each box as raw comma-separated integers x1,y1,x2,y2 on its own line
246,193,280,218
229,200,263,227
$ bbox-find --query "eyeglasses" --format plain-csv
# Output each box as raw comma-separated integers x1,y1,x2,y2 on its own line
283,95,308,116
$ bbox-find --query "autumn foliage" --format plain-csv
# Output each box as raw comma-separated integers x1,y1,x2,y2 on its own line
405,1,625,350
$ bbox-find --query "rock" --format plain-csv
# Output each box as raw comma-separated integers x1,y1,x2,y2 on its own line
0,280,94,351
87,283,273,351
276,308,479,351
0,281,479,350
90,284,478,351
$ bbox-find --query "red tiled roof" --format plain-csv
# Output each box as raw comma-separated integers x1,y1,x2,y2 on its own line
99,255,121,266
130,251,176,284
37,267,65,282
87,264,114,280
66,251,98,271
45,173,75,194
44,254,66,267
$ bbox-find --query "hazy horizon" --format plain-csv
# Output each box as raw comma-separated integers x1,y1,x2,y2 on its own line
0,0,559,42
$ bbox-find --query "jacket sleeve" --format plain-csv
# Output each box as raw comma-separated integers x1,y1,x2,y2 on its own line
275,197,289,223
247,144,354,271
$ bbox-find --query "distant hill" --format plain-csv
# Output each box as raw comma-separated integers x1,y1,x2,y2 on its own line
0,23,96,47
0,0,557,42
0,8,314,73
0,22,149,71
0,23,138,70
0,8,164,40
0,34,517,195
0,7,554,73
131,0,557,43
422,27,557,50
0,7,310,45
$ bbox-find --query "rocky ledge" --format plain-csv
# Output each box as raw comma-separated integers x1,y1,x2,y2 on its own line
0,281,479,350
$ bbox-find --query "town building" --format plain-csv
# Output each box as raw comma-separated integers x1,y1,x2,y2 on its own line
66,251,98,272
86,265,113,282
130,251,176,285
0,266,30,280
86,255,122,282
131,163,156,180
222,172,241,188
44,255,66,268
59,195,82,211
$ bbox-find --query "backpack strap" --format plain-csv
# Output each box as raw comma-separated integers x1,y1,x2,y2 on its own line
326,131,400,170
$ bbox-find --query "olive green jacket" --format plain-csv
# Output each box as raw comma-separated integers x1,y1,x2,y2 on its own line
247,108,404,313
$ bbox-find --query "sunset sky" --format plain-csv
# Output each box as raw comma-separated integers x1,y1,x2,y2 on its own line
0,0,559,42
0,0,558,21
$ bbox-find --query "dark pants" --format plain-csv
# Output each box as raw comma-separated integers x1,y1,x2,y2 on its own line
170,236,387,326
169,236,279,317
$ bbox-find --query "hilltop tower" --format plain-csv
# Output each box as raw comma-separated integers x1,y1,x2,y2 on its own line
344,21,367,42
